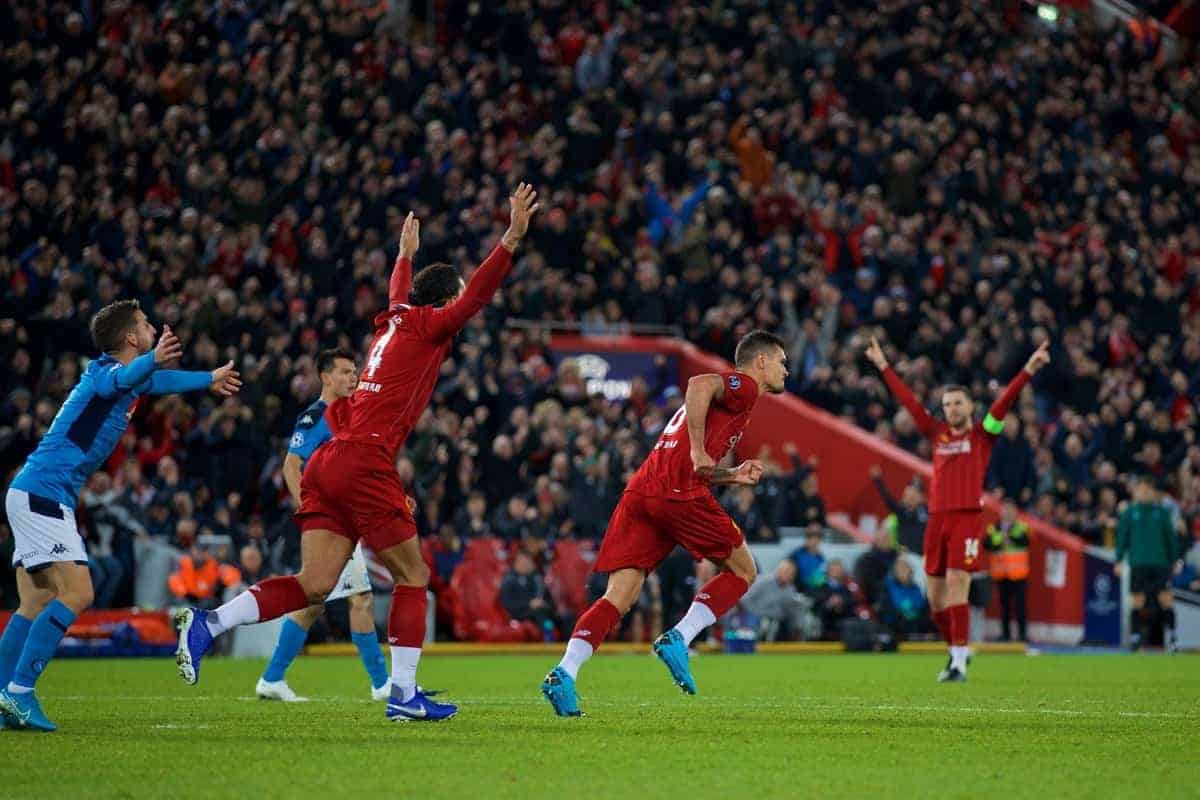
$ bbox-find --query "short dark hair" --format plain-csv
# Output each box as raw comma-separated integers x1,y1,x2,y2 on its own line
734,329,786,366
90,299,142,354
317,348,355,374
410,263,461,307
942,385,972,400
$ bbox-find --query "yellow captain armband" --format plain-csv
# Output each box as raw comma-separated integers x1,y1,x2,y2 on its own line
982,413,1004,435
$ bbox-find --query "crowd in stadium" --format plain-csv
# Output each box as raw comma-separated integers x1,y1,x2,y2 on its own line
2,1,1200,640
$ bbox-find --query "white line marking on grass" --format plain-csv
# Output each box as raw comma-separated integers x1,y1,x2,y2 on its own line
152,723,210,730
52,695,1188,720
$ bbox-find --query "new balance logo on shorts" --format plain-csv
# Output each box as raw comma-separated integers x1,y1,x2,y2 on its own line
342,581,352,590
697,592,711,600
50,543,68,555
575,630,591,638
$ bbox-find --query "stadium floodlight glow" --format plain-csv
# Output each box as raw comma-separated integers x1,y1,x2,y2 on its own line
1037,4,1059,22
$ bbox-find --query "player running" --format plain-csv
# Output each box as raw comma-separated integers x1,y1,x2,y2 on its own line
176,184,539,722
865,336,1051,682
0,301,241,731
541,330,788,717
255,348,390,703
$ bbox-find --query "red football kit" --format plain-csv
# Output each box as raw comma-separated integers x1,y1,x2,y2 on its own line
882,367,1030,575
296,244,514,552
595,371,760,572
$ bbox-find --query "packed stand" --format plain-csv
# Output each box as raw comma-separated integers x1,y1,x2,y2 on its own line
2,1,1200,633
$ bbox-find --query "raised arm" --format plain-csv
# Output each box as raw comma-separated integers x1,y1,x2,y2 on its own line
865,336,937,437
869,465,903,514
983,341,1048,435
425,183,539,341
389,212,419,309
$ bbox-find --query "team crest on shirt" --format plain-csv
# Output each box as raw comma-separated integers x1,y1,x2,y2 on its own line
728,375,741,390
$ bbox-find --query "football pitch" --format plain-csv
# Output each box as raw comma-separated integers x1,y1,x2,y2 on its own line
2,652,1195,799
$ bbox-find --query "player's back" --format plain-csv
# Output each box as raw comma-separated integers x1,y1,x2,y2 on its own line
12,355,141,506
627,372,760,500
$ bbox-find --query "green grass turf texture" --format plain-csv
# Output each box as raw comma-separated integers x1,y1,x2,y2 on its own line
1,652,1195,799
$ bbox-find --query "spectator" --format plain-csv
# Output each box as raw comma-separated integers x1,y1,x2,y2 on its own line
232,544,268,590
877,559,932,641
791,529,827,594
739,560,817,642
499,551,555,640
792,469,827,531
80,472,145,608
854,529,899,608
987,415,1038,505
723,486,772,544
870,465,928,555
813,560,860,639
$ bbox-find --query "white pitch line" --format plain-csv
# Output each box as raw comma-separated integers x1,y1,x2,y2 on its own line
48,695,1189,719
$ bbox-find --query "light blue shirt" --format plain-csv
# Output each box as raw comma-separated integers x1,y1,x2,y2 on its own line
12,352,211,507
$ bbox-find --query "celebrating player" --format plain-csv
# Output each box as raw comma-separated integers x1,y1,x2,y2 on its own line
0,301,240,731
176,185,539,722
541,330,788,717
865,336,1051,682
255,349,391,703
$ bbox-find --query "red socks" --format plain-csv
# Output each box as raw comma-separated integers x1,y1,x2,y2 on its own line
389,585,427,647
696,571,750,617
250,576,309,621
946,603,969,647
933,609,951,644
570,598,622,651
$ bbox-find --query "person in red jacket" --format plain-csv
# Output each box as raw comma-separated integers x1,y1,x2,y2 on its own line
865,336,1050,681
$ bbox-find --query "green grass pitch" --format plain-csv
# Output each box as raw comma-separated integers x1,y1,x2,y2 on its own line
1,652,1196,799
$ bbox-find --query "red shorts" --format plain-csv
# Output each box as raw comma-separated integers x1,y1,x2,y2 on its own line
924,509,984,577
295,439,417,553
594,491,744,573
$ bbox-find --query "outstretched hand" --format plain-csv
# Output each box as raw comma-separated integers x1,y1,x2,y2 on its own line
210,361,243,397
501,183,540,250
865,336,889,371
1024,340,1051,376
398,211,420,260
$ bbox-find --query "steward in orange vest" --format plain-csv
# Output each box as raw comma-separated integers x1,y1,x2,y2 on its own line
984,503,1030,642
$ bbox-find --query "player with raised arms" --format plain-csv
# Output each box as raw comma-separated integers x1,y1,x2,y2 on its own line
541,330,789,716
864,335,1050,681
176,184,539,722
0,301,241,731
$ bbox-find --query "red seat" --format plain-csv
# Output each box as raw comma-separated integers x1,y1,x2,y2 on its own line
449,537,539,642
546,538,593,619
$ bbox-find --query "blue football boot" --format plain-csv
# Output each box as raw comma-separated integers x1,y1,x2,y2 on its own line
653,630,698,695
0,689,57,732
541,666,582,717
174,607,213,686
386,688,458,722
